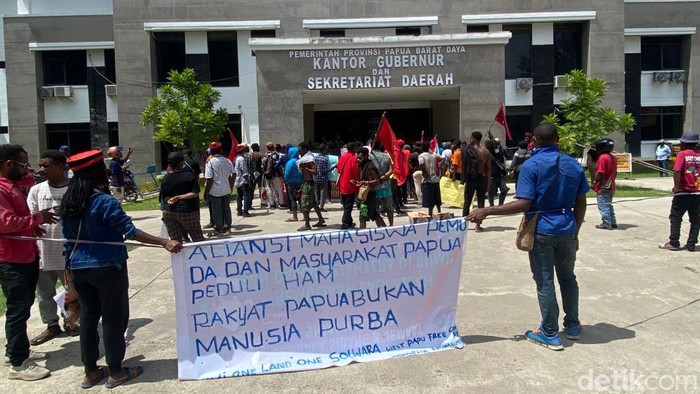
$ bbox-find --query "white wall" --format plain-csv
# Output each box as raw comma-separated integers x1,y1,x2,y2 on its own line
20,0,112,15
43,85,90,123
0,1,19,62
553,86,573,105
504,79,533,106
107,94,118,122
640,71,685,106
217,31,260,143
0,69,8,128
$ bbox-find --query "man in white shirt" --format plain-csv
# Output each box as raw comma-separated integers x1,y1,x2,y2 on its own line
418,141,444,217
26,150,78,345
204,142,234,236
655,139,672,177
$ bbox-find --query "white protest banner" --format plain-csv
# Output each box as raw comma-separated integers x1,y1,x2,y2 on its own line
171,219,467,380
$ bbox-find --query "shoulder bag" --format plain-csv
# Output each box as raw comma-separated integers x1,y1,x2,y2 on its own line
515,154,560,252
357,184,370,202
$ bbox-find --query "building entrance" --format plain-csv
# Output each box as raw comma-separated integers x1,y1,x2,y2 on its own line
313,108,431,147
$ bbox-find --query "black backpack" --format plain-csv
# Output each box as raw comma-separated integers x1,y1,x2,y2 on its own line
263,152,279,179
463,145,480,180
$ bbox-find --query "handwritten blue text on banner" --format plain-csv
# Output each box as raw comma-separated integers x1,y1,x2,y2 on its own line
171,219,467,380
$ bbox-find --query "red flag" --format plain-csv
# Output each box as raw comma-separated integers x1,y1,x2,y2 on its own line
376,116,407,185
429,136,438,153
227,128,239,162
494,104,513,141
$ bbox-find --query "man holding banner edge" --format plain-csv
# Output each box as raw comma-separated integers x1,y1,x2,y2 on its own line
466,123,589,350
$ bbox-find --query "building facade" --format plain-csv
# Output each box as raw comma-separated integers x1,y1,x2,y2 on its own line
1,0,698,172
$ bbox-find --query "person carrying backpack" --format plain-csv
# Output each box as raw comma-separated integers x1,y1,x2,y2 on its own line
509,140,532,189
262,142,282,208
487,139,510,206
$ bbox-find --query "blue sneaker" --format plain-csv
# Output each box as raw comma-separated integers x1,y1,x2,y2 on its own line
525,327,564,351
565,325,582,340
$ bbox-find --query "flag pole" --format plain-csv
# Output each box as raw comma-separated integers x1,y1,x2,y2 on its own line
486,120,496,140
374,111,387,139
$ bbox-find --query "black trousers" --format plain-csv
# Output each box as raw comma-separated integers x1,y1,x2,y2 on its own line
340,193,356,228
71,265,129,373
488,176,510,206
669,194,700,248
0,260,39,366
462,176,488,217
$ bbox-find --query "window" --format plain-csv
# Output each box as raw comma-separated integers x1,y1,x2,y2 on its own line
319,29,345,38
154,32,186,84
640,106,684,140
250,30,276,56
43,51,87,86
554,23,583,75
250,30,276,38
641,36,682,71
396,27,421,36
504,106,532,148
504,25,531,79
467,25,489,33
208,32,239,87
104,49,116,84
46,123,91,154
108,122,119,147
0,126,8,134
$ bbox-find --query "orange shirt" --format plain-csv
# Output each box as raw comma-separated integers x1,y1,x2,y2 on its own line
451,149,462,174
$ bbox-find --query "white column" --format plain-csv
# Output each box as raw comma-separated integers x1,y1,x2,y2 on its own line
17,0,30,15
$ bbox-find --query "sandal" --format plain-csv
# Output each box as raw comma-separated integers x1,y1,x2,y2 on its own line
105,366,143,389
297,226,312,232
81,366,108,389
285,218,298,222
313,222,327,227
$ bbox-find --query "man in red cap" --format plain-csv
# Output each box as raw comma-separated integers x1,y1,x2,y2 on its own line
204,142,234,236
0,144,57,380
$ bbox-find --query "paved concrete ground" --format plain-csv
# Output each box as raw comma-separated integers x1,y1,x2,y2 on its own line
2,179,699,393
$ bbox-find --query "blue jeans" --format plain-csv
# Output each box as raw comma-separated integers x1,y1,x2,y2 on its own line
597,190,617,228
656,159,668,177
528,235,580,336
236,183,252,215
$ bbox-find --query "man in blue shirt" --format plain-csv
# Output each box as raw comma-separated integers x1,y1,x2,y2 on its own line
107,146,132,202
466,123,589,350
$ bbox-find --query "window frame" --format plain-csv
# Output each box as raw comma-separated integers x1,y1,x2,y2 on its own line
208,31,240,87
639,106,684,141
42,50,87,86
641,36,683,71
153,32,186,85
503,24,532,80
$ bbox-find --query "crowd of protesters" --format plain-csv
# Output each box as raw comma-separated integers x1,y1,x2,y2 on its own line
0,126,697,387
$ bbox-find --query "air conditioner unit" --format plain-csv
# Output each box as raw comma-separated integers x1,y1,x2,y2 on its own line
653,72,669,83
553,75,568,89
672,71,685,83
105,85,117,97
38,87,54,99
53,86,73,97
516,78,533,91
